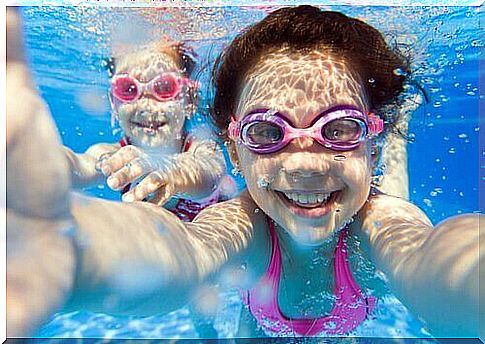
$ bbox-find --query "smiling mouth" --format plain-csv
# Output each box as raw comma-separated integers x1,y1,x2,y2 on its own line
275,189,341,218
130,119,168,130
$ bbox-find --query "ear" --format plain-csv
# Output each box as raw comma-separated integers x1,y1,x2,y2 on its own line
101,57,116,78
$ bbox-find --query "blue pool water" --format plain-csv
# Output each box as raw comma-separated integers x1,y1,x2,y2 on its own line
20,4,482,339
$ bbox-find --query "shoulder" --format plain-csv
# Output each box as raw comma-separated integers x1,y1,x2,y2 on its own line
190,190,271,287
360,192,432,227
193,189,260,223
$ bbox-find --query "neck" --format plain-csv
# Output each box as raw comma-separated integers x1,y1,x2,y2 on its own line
275,222,342,318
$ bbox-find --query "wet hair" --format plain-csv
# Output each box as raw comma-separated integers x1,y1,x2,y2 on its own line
211,5,410,138
102,41,198,78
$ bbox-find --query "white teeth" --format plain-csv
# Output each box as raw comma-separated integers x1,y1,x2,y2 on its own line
298,194,308,204
283,191,333,205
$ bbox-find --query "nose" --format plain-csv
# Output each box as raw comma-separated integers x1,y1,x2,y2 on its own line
292,136,315,150
280,151,332,181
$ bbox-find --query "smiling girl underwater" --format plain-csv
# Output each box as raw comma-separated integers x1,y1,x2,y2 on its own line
63,41,234,221
6,6,481,338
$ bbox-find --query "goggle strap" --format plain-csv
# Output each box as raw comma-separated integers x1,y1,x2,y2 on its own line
228,116,240,140
367,112,383,135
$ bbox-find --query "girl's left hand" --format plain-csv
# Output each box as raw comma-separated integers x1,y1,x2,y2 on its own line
99,145,158,190
99,145,177,205
122,170,176,206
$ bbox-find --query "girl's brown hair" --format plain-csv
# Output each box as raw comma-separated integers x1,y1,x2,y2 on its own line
211,5,410,138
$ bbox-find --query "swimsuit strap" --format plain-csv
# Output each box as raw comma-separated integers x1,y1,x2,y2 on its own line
244,217,375,336
119,136,132,147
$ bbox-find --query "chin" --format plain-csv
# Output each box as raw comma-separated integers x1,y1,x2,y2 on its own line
267,188,357,246
277,215,339,246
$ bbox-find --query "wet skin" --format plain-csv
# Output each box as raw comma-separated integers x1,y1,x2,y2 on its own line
234,47,372,246
228,47,379,322
112,48,195,152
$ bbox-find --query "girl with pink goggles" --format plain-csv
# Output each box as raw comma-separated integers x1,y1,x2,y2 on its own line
228,106,383,154
110,72,195,103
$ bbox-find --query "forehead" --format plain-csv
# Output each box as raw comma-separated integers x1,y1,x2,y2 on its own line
115,50,180,80
236,48,368,125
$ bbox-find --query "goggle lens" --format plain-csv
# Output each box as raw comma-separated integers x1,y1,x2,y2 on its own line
245,121,284,147
113,77,138,101
323,118,363,142
153,74,179,100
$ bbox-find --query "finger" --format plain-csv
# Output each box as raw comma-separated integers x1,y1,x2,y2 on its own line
106,157,153,190
149,183,175,207
95,152,116,172
101,145,143,176
122,171,166,202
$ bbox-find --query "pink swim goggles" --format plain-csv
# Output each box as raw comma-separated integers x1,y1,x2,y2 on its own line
228,106,383,154
110,73,194,103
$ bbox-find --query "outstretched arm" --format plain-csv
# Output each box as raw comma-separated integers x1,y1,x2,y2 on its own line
64,143,120,188
7,8,75,336
357,192,481,337
6,10,267,336
65,190,265,315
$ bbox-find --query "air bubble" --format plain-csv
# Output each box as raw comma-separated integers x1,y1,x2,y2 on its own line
458,133,468,139
368,78,375,83
334,155,346,161
448,147,456,154
257,177,271,189
393,68,406,76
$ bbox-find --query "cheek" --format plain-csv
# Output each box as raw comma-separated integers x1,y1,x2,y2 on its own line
340,146,372,187
116,104,135,124
237,148,282,206
237,148,281,181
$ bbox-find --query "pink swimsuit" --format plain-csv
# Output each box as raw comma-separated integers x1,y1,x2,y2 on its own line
119,136,219,222
243,218,375,336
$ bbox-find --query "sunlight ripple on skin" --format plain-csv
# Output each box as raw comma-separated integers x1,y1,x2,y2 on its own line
233,47,372,245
